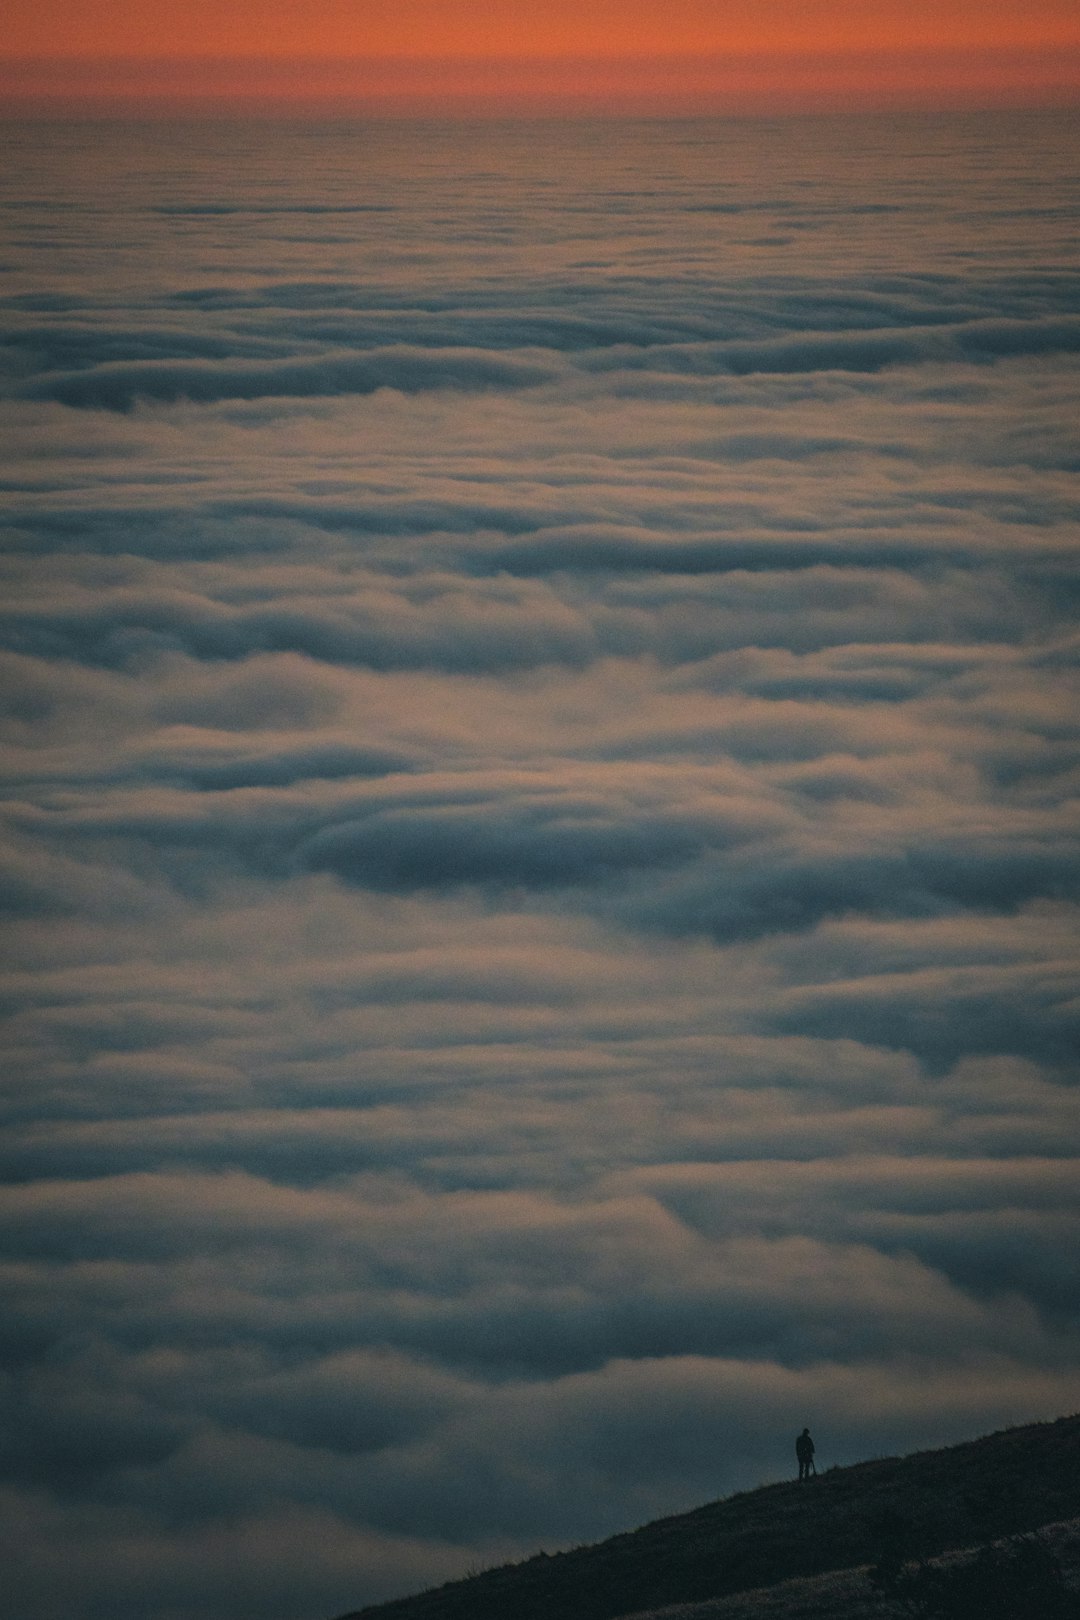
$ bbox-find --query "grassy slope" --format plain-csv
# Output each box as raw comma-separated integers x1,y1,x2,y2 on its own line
625,1516,1080,1620
336,1412,1080,1620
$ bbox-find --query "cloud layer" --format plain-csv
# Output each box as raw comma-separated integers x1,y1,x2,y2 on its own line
1,111,1079,1620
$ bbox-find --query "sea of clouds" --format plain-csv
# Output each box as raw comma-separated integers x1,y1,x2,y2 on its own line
1,110,1079,1620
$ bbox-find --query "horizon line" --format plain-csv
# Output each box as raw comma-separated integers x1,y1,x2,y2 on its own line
4,45,1079,117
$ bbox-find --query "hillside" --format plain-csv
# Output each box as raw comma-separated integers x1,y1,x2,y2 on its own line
335,1412,1080,1620
622,1516,1080,1620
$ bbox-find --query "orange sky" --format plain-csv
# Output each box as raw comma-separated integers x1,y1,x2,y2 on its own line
4,0,1080,111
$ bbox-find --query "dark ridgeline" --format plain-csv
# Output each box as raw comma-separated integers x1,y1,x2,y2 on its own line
333,1412,1080,1620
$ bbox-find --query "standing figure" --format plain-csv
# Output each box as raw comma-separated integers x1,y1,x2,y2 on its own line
796,1427,816,1480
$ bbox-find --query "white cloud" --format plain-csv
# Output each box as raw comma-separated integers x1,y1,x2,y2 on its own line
1,107,1078,1620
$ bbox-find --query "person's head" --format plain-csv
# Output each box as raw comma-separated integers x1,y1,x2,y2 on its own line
802,1427,810,1435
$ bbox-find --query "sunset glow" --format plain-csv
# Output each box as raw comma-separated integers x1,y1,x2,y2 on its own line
5,0,1080,111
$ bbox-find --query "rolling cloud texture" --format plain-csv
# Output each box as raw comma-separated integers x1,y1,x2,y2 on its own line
1,111,1079,1620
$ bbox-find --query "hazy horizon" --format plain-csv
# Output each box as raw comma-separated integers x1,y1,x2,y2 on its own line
4,61,1079,118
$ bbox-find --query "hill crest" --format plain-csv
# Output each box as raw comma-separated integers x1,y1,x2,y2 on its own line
335,1412,1080,1620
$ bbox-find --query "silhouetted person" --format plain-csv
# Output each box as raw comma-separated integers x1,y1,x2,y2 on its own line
796,1427,816,1480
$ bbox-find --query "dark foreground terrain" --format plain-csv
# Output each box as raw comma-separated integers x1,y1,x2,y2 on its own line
334,1412,1080,1620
